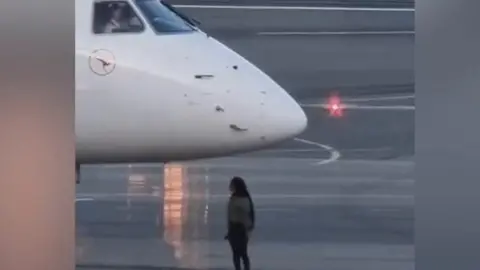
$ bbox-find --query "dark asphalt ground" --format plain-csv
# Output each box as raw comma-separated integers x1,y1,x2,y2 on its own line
76,159,413,270
176,2,415,41
76,3,414,270
237,94,414,160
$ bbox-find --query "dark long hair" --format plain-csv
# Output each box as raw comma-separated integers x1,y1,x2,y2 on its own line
230,176,255,228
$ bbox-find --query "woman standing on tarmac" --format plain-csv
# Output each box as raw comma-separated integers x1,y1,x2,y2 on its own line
225,176,256,270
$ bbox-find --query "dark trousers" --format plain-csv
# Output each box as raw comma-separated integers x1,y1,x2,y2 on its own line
228,223,250,270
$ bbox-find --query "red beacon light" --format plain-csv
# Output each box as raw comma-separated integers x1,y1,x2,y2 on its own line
326,95,344,117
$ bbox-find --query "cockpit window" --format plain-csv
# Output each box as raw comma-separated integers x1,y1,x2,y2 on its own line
134,0,196,34
93,1,145,34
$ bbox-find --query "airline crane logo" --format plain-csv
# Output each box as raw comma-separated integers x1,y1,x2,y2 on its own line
89,49,116,76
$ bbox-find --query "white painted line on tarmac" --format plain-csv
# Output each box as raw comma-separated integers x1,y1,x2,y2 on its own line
258,148,329,153
258,31,414,36
75,198,95,202
342,94,414,102
293,138,341,165
301,103,415,110
174,4,414,12
371,208,403,212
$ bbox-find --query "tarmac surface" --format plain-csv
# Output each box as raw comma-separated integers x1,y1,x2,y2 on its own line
76,2,414,270
76,158,414,270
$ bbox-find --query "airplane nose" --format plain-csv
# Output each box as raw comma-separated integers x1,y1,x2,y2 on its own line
262,91,308,143
292,102,308,135
280,97,308,138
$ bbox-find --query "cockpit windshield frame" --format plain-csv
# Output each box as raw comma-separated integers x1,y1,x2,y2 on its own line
133,0,198,35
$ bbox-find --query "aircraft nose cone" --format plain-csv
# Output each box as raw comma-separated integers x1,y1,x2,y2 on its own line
279,97,308,139
263,91,308,143
289,102,308,136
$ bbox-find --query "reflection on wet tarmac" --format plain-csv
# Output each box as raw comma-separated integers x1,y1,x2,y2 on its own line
163,163,211,269
163,164,189,265
76,158,413,270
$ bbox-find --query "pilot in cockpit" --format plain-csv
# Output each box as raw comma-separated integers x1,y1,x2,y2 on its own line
103,3,142,33
103,3,125,32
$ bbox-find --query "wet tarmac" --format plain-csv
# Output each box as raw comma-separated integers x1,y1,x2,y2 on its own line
76,158,413,270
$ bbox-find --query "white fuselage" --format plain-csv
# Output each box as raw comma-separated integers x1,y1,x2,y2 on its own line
75,0,307,164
